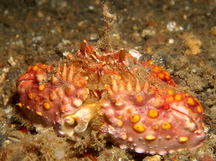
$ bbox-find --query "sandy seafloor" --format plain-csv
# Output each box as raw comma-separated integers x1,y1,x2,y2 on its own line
0,0,216,160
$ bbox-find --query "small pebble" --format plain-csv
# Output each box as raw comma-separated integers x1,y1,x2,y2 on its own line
143,155,161,161
167,21,184,31
89,33,99,41
37,11,44,18
167,21,177,31
88,5,95,12
168,38,174,44
210,26,216,36
7,56,16,66
32,36,42,43
141,27,156,38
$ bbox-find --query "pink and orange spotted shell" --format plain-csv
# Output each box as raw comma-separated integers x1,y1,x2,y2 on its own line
16,40,205,154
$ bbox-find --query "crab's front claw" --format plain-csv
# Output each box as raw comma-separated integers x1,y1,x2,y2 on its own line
61,103,101,141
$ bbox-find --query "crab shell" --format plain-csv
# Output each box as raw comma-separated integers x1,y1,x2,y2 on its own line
16,40,205,154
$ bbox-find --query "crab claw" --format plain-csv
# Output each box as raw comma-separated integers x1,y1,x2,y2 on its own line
61,102,101,141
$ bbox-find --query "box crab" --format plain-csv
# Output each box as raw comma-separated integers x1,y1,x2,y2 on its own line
16,40,205,154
